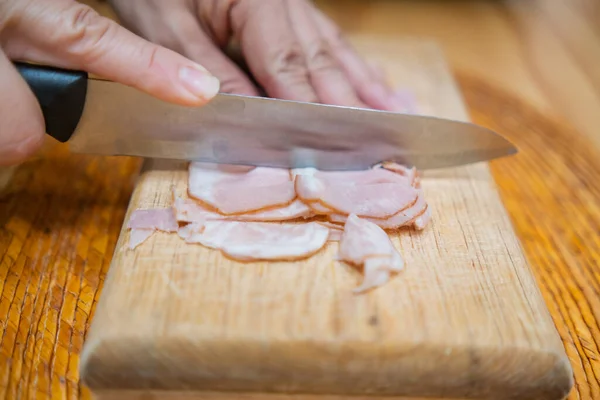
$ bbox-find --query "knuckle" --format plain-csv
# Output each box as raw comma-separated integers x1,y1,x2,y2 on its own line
269,45,307,77
306,41,338,74
263,46,319,102
144,44,160,71
61,4,115,64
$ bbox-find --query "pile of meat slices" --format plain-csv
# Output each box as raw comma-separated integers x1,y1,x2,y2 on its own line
127,161,430,293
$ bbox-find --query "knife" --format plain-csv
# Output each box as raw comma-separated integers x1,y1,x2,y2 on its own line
15,61,517,171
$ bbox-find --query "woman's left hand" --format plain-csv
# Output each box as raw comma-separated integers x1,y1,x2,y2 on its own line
108,0,405,111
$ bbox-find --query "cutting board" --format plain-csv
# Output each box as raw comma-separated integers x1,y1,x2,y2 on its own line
79,38,573,400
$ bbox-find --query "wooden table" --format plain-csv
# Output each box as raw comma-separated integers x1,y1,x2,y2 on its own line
1,0,599,399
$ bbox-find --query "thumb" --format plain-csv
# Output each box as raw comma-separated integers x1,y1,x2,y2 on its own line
2,0,220,106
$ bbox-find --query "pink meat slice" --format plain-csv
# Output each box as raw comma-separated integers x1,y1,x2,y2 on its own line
338,214,404,293
413,205,431,230
316,221,344,241
295,174,418,219
127,208,178,231
126,208,178,249
293,167,410,186
375,162,418,185
177,222,204,241
327,190,429,230
179,220,329,261
238,199,312,220
188,162,296,214
307,201,335,214
174,196,312,223
313,168,411,186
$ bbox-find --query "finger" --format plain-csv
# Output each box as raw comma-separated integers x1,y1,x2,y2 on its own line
3,0,220,106
230,0,318,102
0,49,45,166
287,0,367,108
186,36,259,96
312,9,402,111
171,13,259,96
109,0,258,96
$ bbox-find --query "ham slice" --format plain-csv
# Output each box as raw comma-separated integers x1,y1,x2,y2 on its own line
295,174,418,219
127,208,178,249
375,162,418,186
316,221,344,241
174,196,312,223
338,214,404,293
180,220,329,262
126,160,431,294
127,208,178,231
188,162,296,214
313,168,411,186
413,205,431,230
328,190,428,229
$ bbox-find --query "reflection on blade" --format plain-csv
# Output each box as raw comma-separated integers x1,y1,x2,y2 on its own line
68,80,517,170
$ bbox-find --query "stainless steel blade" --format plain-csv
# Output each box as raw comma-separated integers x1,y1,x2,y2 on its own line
67,79,517,171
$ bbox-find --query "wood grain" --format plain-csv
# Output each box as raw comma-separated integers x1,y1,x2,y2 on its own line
75,39,571,400
0,146,141,400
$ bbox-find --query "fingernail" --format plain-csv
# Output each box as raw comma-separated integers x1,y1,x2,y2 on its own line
179,65,220,101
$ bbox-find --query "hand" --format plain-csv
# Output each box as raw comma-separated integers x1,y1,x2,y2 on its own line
0,0,220,166
108,0,402,111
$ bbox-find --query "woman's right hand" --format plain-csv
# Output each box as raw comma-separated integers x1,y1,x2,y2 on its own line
0,0,220,166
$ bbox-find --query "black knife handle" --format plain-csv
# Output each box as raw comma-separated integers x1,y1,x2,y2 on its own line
14,62,88,143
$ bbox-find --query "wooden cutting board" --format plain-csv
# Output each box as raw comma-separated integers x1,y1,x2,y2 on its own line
79,37,573,400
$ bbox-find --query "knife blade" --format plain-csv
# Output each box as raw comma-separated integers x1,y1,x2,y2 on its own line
15,62,517,171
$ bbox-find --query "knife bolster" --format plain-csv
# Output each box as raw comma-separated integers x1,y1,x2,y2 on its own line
14,62,88,143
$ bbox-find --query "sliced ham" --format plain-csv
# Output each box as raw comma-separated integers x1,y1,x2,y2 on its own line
174,196,312,223
375,162,418,186
242,199,312,220
177,222,204,241
188,162,296,214
307,201,335,214
327,190,428,230
127,208,178,231
180,220,329,262
295,174,418,219
316,221,344,241
126,160,430,294
127,208,178,249
413,205,431,230
338,214,404,293
377,193,427,229
313,168,411,186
